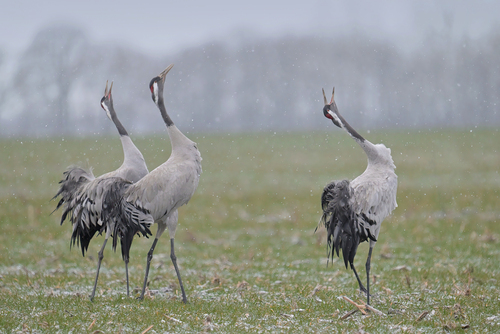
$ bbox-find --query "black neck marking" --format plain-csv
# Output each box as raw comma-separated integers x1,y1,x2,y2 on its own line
109,109,128,136
337,113,365,142
113,117,128,136
158,99,174,127
331,102,365,142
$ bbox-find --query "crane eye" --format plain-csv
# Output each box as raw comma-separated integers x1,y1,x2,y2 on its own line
323,105,333,119
149,77,159,93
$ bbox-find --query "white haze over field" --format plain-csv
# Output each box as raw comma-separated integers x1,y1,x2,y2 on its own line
0,0,499,136
1,0,498,55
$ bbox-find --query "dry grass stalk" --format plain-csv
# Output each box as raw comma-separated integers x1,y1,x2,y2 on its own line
164,314,183,323
343,296,367,315
415,311,430,322
358,299,386,316
141,325,154,334
88,319,96,330
340,309,359,320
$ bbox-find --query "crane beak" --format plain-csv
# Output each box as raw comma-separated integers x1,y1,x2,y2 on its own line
158,64,174,82
322,87,335,105
104,81,113,98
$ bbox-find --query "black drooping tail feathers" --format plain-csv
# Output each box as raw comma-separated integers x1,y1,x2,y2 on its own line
52,167,100,256
53,167,95,222
100,178,153,262
319,180,376,269
53,169,152,260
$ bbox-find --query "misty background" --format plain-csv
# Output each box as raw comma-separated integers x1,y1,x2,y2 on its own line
0,0,499,137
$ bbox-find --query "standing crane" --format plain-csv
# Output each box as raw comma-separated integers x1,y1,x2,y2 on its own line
53,81,149,300
318,87,397,305
99,64,201,303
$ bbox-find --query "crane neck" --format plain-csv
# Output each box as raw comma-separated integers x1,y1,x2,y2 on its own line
158,99,174,127
342,122,380,164
359,140,381,164
333,108,365,144
111,112,128,137
157,98,195,153
167,124,192,150
331,104,382,163
120,135,143,161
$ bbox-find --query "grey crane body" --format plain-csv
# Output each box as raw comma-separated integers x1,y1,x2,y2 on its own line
102,65,201,303
349,142,398,243
125,125,201,223
319,88,397,306
53,81,148,300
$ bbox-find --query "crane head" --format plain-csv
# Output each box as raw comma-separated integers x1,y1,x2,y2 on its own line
149,64,174,106
322,87,342,128
100,80,114,120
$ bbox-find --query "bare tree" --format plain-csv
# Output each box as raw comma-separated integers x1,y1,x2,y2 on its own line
2,23,500,137
13,24,88,136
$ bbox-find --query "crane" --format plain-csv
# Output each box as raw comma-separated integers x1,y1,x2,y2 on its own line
318,87,397,305
99,64,201,303
53,81,149,300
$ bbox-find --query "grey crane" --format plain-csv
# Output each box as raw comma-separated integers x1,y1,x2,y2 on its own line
318,87,397,305
53,81,149,300
99,64,201,303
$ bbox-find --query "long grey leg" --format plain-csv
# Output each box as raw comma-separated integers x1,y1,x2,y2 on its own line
170,238,187,303
351,262,367,293
124,255,130,297
90,237,108,301
138,238,158,300
366,246,374,305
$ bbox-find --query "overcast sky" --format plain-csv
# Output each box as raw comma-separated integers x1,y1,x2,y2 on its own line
1,0,499,56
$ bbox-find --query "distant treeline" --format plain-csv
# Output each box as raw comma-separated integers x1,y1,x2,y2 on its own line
1,24,499,137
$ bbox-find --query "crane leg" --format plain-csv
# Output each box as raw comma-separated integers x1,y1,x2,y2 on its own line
351,263,367,294
365,246,373,305
90,237,108,301
124,255,130,297
138,238,158,300
170,238,187,304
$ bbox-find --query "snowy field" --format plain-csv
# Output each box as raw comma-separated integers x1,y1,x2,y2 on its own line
1,129,499,332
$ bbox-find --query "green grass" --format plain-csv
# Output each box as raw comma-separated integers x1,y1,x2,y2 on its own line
1,129,499,333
